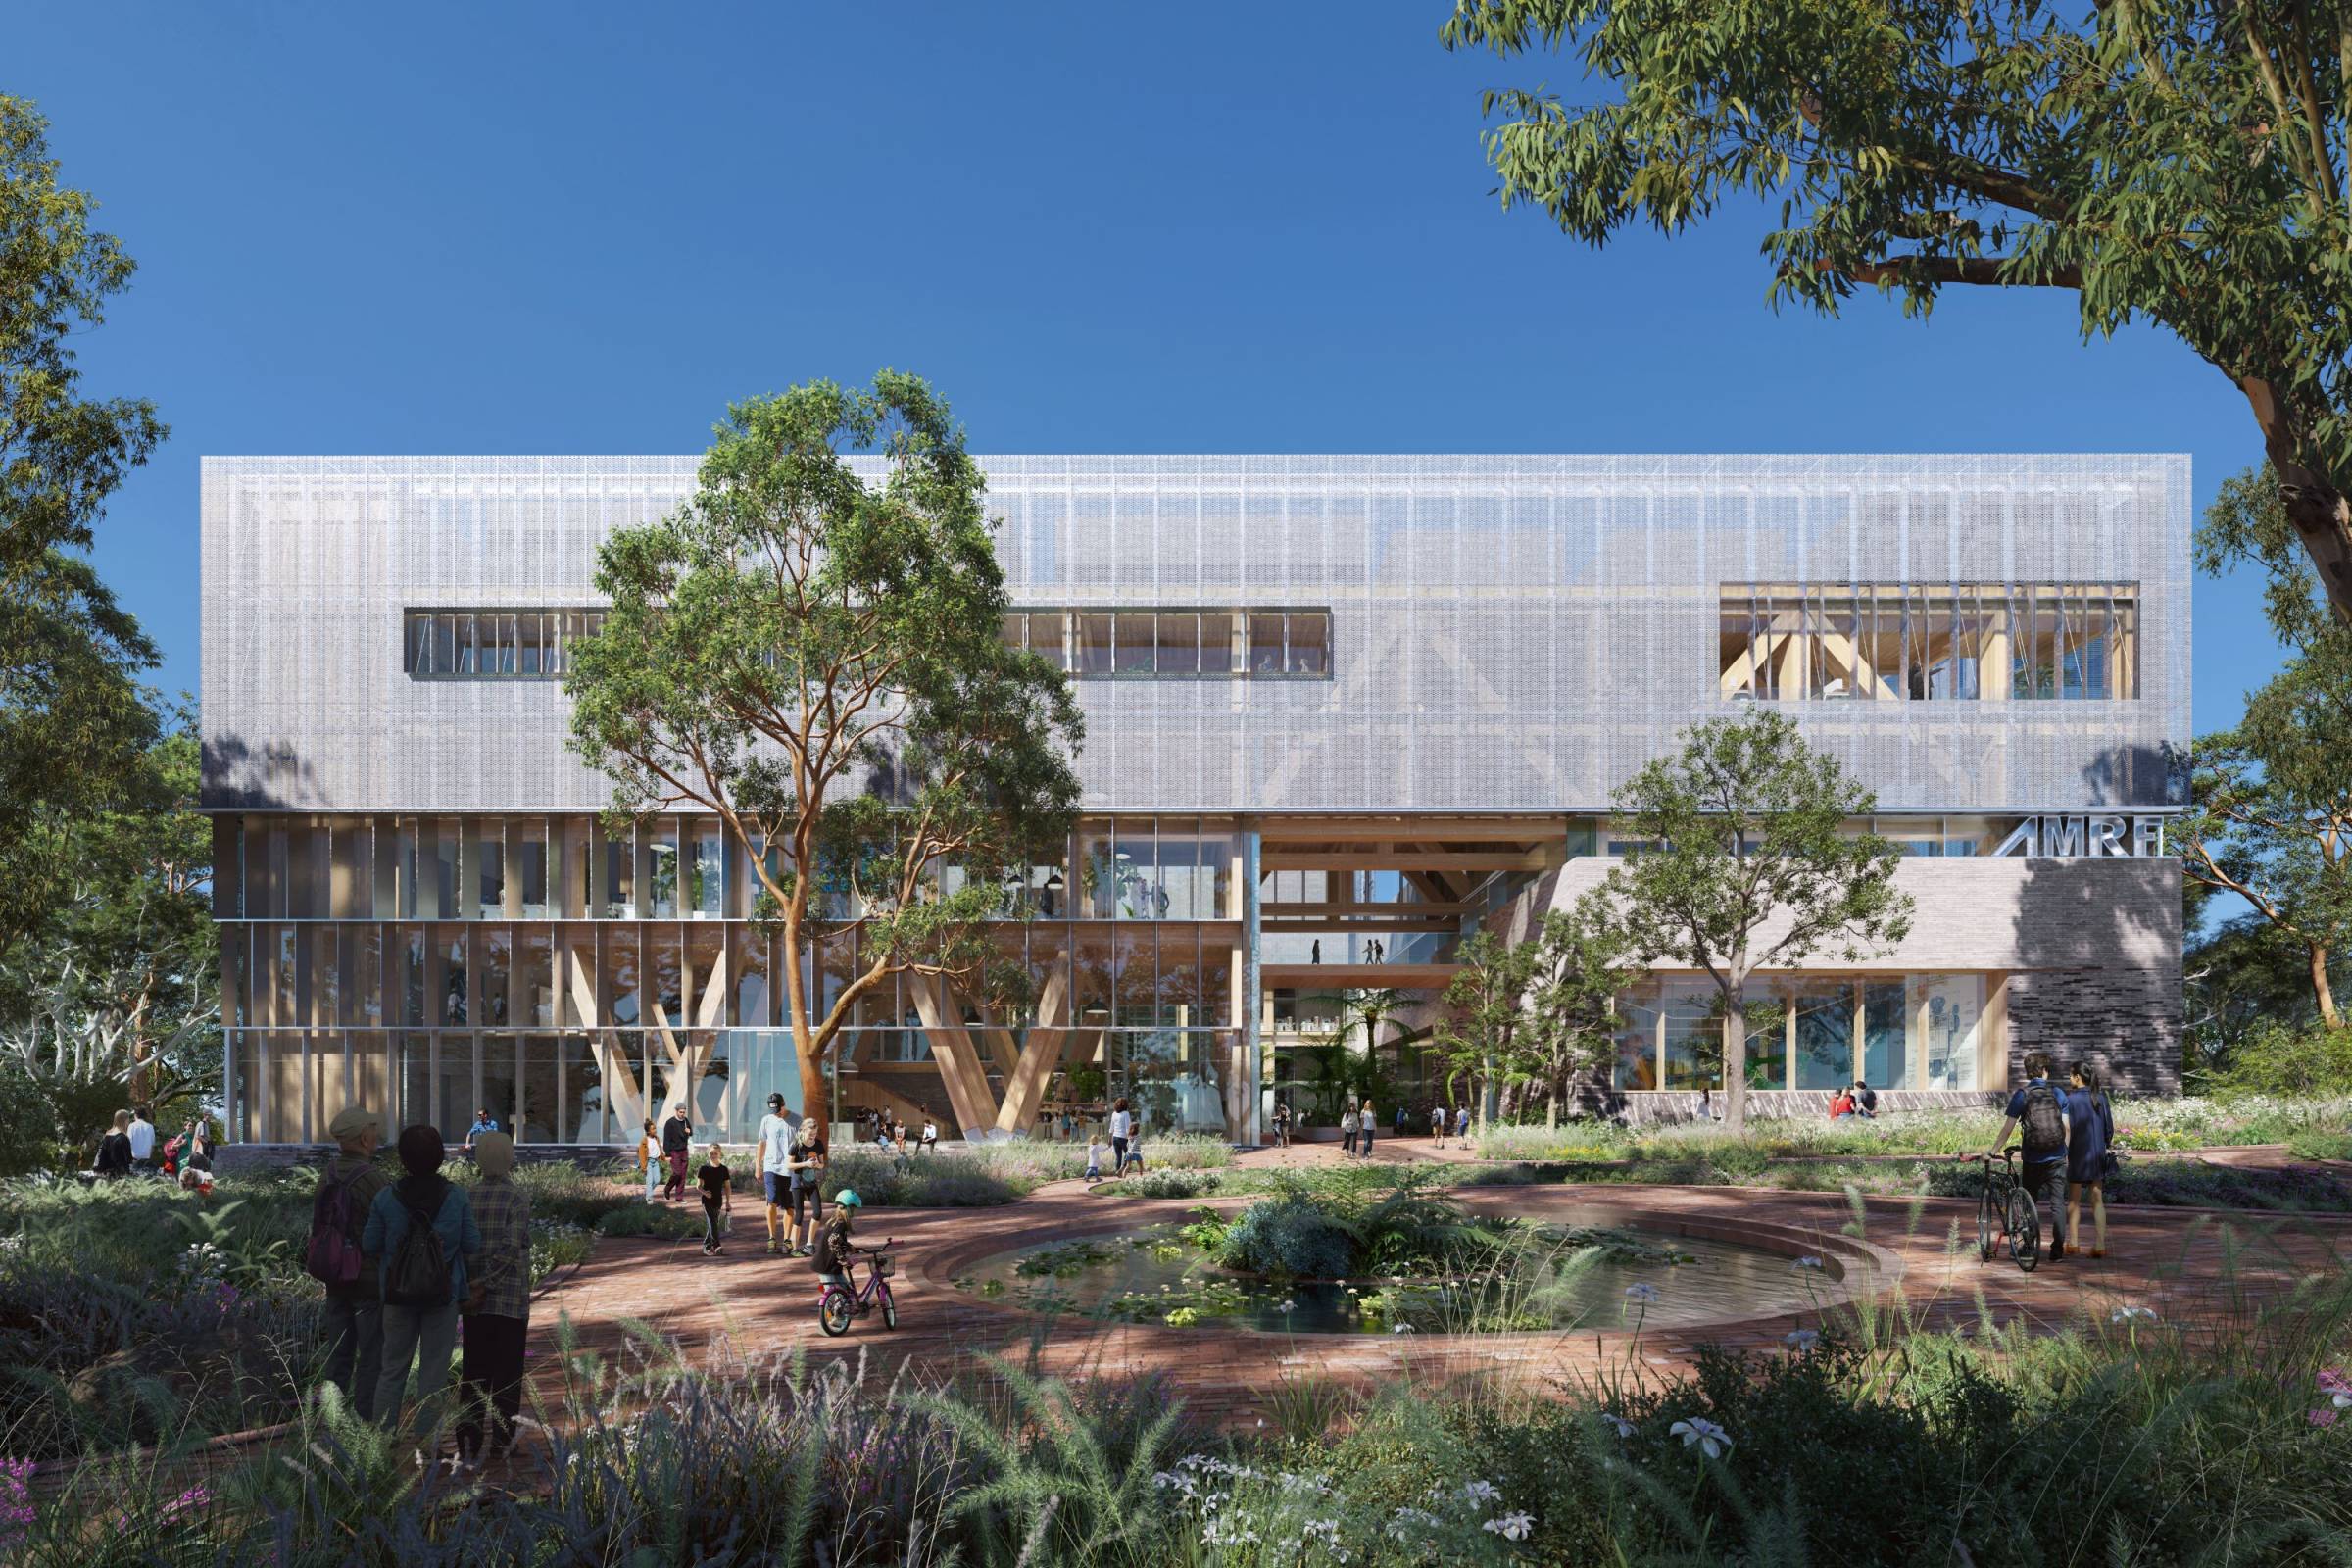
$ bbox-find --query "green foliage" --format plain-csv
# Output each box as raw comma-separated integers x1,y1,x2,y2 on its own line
2199,1017,2352,1096
1443,3,2352,622
1105,1166,1223,1199
564,371,1083,1113
0,96,169,973
1596,710,1912,1128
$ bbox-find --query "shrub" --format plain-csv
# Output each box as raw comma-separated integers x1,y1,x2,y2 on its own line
1104,1167,1221,1199
1217,1196,1356,1281
2202,1020,2352,1097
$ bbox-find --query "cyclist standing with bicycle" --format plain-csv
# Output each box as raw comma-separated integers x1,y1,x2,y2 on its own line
1975,1050,2074,1261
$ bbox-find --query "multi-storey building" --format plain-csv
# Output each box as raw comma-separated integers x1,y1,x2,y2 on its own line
200,454,2188,1150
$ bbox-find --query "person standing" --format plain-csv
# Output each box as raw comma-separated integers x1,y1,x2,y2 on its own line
697,1142,733,1255
1310,940,1321,965
93,1111,134,1179
1108,1098,1134,1172
1340,1102,1358,1156
757,1092,796,1257
455,1131,529,1468
2065,1062,2117,1260
1271,1101,1291,1149
1357,1099,1377,1159
1978,1050,2074,1260
1394,1103,1408,1142
366,1125,482,1446
126,1108,157,1177
788,1120,828,1257
315,1107,391,1421
661,1106,693,1201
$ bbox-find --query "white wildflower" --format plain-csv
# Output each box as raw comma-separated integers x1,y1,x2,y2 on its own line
1483,1511,1535,1541
1624,1282,1660,1303
1669,1417,1733,1459
1784,1328,1821,1350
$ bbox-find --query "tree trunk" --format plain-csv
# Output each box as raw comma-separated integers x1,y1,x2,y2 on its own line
2313,941,2344,1032
2241,377,2352,624
1721,1007,1747,1136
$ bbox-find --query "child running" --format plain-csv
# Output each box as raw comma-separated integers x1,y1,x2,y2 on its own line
1084,1134,1106,1184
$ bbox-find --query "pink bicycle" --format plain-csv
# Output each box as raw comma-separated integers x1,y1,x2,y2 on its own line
816,1240,899,1335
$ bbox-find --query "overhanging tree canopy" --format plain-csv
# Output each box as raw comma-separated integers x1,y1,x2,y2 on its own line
1443,0,2352,620
565,373,1083,1125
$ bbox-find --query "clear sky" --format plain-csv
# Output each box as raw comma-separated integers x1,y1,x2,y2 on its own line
14,0,2287,723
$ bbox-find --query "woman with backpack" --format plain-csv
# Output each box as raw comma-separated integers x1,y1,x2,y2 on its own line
2065,1061,2118,1259
364,1124,483,1446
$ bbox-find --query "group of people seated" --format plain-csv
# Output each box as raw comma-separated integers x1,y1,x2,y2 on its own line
1827,1080,1880,1121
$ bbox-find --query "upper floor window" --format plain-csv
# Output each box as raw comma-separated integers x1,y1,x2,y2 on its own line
1719,584,2136,703
1002,608,1331,679
404,610,606,679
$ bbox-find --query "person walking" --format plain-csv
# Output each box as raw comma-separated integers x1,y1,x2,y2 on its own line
2065,1062,2117,1259
1084,1133,1106,1183
1108,1098,1134,1173
454,1130,529,1468
314,1107,390,1421
126,1108,157,1176
366,1124,482,1449
661,1106,693,1201
93,1111,134,1179
696,1142,733,1255
1271,1101,1291,1149
788,1120,828,1257
1358,1099,1377,1159
637,1118,662,1202
1394,1103,1408,1142
1977,1050,2075,1260
1340,1102,1358,1156
1430,1104,1446,1149
1311,940,1321,965
1454,1104,1471,1145
757,1092,796,1257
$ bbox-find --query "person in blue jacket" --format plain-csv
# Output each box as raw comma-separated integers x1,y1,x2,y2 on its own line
363,1124,482,1446
2064,1061,2117,1259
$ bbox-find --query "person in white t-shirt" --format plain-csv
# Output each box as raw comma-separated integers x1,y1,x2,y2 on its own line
1108,1099,1134,1172
756,1092,798,1257
126,1109,157,1174
919,1119,938,1153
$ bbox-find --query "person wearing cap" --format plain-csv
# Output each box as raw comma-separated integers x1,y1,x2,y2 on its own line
318,1106,392,1421
757,1092,797,1257
454,1130,530,1468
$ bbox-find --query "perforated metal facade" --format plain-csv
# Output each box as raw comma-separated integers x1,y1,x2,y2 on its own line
200,454,2189,815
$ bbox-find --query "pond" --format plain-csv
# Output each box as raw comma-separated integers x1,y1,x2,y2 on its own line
950,1215,1844,1334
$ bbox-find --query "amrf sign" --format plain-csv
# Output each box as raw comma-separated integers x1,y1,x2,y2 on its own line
1991,815,2167,858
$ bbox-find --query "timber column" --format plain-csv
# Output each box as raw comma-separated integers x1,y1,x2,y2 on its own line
1240,819,1261,1145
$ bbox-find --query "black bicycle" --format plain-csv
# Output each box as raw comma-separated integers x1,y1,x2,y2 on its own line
1971,1150,2041,1272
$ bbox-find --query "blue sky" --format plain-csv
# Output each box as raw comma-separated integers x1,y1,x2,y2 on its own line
17,1,2285,720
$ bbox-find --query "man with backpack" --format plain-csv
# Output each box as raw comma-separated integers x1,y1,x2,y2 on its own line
311,1106,391,1421
1984,1050,2076,1260
363,1124,483,1448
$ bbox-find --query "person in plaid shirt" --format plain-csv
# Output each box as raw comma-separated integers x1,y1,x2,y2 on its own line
456,1131,531,1466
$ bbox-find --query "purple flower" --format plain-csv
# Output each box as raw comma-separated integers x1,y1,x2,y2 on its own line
2310,1408,2340,1429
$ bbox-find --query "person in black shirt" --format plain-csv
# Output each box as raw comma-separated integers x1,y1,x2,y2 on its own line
92,1110,134,1179
662,1110,694,1202
696,1143,732,1255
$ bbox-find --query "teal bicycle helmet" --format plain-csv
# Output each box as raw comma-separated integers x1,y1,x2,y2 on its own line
835,1189,863,1209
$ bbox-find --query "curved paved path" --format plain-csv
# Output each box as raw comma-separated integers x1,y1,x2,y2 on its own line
527,1143,2352,1428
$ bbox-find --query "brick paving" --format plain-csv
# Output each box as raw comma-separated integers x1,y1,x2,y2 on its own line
527,1142,2352,1428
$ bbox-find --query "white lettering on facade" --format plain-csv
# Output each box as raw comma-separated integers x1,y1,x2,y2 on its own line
1992,814,2168,858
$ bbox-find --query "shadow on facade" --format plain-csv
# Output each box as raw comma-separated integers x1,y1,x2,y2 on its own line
2079,742,2180,808
201,733,320,809
2005,852,2181,1095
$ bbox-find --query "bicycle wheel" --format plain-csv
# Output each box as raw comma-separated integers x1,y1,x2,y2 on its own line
819,1287,855,1336
2007,1188,2042,1273
1975,1181,1999,1262
879,1283,898,1330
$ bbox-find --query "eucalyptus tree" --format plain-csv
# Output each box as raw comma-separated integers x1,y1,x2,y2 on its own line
0,96,166,968
1431,928,1538,1126
1597,710,1912,1132
1519,893,1637,1125
1443,1,2352,620
565,373,1083,1118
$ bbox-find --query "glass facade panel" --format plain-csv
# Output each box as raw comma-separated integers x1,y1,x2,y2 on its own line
1248,613,1285,674
515,818,548,915
1285,612,1328,676
436,1034,477,1144
1861,980,1909,1090
1793,985,1853,1089
1075,613,1113,676
690,821,723,917
1155,613,1199,674
1917,974,1983,1091
1659,978,1722,1090
1113,612,1155,674
1199,612,1234,674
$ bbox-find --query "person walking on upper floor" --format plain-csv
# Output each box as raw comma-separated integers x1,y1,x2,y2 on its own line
365,1124,483,1451
454,1130,530,1469
92,1111,134,1180
662,1107,693,1201
638,1119,662,1203
313,1106,391,1422
2065,1061,2118,1259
